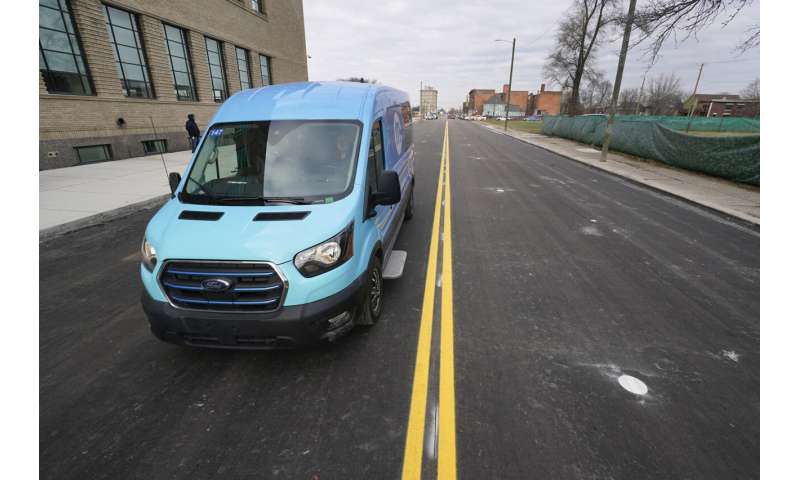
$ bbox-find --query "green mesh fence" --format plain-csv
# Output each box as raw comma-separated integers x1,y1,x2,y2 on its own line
615,115,759,133
542,115,760,185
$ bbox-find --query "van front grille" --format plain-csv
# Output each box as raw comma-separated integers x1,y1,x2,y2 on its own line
159,261,286,312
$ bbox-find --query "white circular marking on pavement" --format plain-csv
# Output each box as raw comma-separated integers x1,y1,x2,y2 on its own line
618,375,648,395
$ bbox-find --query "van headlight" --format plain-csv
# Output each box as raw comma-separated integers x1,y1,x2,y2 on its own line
294,223,354,277
140,236,157,271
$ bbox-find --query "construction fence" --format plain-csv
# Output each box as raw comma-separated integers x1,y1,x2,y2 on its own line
541,115,760,185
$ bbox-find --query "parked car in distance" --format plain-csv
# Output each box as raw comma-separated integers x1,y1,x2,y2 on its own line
140,81,415,349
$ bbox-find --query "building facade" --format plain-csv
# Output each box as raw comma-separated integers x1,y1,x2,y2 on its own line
420,86,438,117
466,89,494,115
39,0,309,170
527,84,562,116
466,85,527,116
500,84,528,113
482,94,525,118
682,94,759,118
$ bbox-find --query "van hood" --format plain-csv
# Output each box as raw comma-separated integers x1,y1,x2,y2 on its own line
146,198,357,265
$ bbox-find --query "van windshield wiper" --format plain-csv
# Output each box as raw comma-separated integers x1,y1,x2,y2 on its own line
214,196,309,205
262,197,309,205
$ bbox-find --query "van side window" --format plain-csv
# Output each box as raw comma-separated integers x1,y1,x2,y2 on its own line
367,119,384,193
401,102,413,153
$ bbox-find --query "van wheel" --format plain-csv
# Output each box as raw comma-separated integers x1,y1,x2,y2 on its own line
357,255,383,326
404,184,414,221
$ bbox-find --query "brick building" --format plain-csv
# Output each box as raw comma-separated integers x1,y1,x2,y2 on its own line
500,84,528,113
466,85,527,115
683,94,760,118
39,0,309,170
526,84,562,116
466,89,494,115
482,94,525,118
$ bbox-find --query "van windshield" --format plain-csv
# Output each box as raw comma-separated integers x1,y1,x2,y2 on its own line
182,120,362,205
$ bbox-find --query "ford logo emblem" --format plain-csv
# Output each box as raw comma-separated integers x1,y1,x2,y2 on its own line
201,278,232,292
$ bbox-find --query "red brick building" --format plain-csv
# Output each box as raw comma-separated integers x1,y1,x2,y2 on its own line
527,84,562,116
467,89,495,115
501,84,528,113
467,84,528,115
683,94,760,118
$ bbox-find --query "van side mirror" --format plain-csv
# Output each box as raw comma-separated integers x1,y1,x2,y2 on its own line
373,171,401,206
168,172,181,195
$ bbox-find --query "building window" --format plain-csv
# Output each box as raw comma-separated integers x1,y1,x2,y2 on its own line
205,37,228,102
259,54,272,86
104,5,153,98
75,144,112,164
39,0,93,95
142,139,167,155
249,0,263,13
163,24,196,101
235,47,251,90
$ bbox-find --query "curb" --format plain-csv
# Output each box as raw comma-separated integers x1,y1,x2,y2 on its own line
39,194,169,243
480,123,760,230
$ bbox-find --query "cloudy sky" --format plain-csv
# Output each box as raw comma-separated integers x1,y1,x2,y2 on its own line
303,0,760,109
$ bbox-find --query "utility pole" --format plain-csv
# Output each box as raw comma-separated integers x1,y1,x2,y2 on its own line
504,38,516,132
685,63,704,132
600,0,637,162
634,72,646,115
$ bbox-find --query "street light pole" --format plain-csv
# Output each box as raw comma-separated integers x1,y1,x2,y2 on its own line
504,38,516,132
686,63,704,133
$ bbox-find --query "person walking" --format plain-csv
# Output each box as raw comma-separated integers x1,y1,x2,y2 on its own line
185,113,201,152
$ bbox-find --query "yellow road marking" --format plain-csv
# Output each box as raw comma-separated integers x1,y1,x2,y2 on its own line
438,122,457,479
401,124,447,480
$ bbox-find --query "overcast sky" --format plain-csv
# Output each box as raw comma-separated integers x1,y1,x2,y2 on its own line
303,0,760,109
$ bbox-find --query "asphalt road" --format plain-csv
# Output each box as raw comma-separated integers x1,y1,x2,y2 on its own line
40,119,759,479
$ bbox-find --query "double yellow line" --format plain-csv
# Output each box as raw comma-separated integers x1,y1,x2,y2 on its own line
402,121,457,480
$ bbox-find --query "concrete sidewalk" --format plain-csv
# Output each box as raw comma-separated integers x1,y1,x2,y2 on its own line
40,151,191,239
481,122,760,226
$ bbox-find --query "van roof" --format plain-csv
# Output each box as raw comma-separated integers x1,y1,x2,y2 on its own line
213,81,404,123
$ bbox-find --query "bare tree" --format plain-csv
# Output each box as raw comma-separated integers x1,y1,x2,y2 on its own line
634,0,758,59
581,74,614,113
544,0,618,115
646,73,684,115
617,87,641,114
740,77,759,100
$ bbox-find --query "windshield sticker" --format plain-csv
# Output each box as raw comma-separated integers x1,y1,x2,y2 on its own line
208,128,224,137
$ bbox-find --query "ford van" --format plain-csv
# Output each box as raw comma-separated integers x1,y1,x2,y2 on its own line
140,81,414,348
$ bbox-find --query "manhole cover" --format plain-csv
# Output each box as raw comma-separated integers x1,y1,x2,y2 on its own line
618,375,648,395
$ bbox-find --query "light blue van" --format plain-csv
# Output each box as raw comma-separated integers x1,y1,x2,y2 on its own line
140,81,414,348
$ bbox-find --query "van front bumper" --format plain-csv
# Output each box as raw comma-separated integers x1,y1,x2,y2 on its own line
141,270,366,349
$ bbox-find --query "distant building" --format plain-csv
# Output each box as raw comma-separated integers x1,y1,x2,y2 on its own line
683,94,759,118
467,89,494,115
482,94,525,118
527,84,562,116
466,85,527,115
500,84,528,113
39,0,309,170
420,85,438,117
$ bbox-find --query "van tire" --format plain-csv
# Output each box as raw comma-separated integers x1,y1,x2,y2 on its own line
357,255,383,326
404,184,414,221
